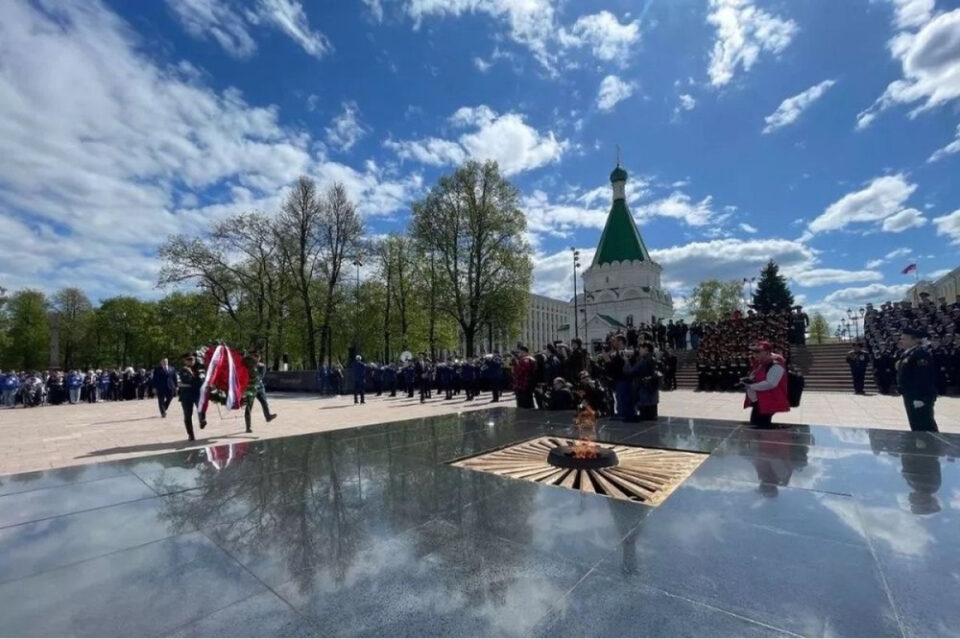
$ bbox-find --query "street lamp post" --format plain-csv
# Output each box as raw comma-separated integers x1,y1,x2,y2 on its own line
352,257,363,351
846,307,865,340
571,248,580,341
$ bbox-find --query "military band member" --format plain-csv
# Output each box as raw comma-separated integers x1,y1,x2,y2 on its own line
896,327,938,432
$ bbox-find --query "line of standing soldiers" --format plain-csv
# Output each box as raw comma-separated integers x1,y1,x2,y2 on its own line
348,354,508,405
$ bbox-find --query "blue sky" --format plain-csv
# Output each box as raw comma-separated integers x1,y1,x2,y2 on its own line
1,0,959,326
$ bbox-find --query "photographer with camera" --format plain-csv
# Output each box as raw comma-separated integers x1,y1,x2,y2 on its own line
534,376,579,411
742,340,790,428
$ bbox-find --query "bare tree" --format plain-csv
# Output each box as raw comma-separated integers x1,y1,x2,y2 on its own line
315,183,364,368
159,212,286,359
275,177,325,369
410,161,532,356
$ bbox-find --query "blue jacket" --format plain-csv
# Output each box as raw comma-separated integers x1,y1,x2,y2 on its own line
484,360,503,380
383,367,397,383
66,374,83,389
2,375,20,390
98,373,111,388
350,361,366,388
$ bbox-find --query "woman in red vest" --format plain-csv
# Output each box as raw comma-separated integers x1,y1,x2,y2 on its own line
743,340,790,428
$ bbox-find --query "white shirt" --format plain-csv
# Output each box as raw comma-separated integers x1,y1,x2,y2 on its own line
746,363,784,402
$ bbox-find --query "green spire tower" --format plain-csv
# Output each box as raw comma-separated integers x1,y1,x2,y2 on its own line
591,163,651,266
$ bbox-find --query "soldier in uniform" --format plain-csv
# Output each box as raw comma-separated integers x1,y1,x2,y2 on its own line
896,327,938,432
177,353,203,442
403,361,416,398
846,342,870,395
382,364,398,397
661,347,677,391
351,355,366,405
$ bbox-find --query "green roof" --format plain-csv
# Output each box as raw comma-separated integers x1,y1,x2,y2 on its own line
598,314,626,328
557,323,570,331
610,165,628,183
592,181,651,266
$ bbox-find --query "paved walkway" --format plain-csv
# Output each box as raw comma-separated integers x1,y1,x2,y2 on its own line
0,390,957,475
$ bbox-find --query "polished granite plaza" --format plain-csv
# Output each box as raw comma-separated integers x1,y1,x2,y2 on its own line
0,408,958,637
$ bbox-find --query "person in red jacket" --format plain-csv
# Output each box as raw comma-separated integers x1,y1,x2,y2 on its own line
742,340,790,428
512,344,537,409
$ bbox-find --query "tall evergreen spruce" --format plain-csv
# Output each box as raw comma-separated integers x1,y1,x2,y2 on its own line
751,260,794,313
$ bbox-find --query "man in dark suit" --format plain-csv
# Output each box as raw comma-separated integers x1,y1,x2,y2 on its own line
897,327,938,432
151,357,177,418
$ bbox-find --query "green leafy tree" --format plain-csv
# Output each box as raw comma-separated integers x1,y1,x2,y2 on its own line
51,287,93,370
751,260,794,313
808,312,831,344
2,290,50,370
686,280,744,322
410,160,533,356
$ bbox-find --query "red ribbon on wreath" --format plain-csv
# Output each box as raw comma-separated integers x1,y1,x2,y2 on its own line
198,344,250,413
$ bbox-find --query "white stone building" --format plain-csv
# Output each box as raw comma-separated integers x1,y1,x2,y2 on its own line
903,267,960,305
566,164,674,348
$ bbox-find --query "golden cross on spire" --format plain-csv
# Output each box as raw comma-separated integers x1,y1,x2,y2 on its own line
616,144,621,167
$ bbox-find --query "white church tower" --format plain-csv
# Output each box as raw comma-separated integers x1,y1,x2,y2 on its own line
576,162,673,346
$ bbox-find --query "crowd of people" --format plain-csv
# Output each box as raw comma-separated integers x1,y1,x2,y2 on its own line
864,295,960,396
694,308,797,392
3,300,950,436
0,367,155,408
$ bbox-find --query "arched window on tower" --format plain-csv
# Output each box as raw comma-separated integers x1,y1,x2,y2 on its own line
626,314,634,327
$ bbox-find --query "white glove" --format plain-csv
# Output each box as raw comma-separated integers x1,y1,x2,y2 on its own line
912,400,925,408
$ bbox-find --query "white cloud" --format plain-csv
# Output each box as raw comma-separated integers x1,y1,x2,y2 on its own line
866,259,886,269
808,174,918,234
673,94,696,118
928,124,960,162
523,191,607,237
652,238,815,289
384,138,467,166
596,75,636,111
739,222,758,233
166,0,257,57
363,0,384,22
886,247,914,259
404,2,638,72
532,247,595,300
386,105,566,176
325,101,368,152
561,11,640,63
166,0,331,59
633,192,715,227
857,9,960,128
706,0,797,87
824,283,913,304
405,0,559,70
762,79,836,133
890,0,935,30
789,269,883,287
881,207,927,232
253,0,332,58
933,209,960,244
473,56,493,72
0,0,414,298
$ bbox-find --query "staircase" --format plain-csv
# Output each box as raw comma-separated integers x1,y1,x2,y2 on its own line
675,344,875,393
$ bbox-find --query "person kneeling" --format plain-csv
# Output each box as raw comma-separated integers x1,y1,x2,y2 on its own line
534,378,578,410
742,340,790,429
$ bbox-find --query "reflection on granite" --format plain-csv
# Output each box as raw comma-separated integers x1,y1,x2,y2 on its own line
0,407,957,636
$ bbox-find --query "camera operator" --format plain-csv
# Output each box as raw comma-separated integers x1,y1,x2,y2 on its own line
741,340,790,428
576,370,610,416
534,377,578,410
